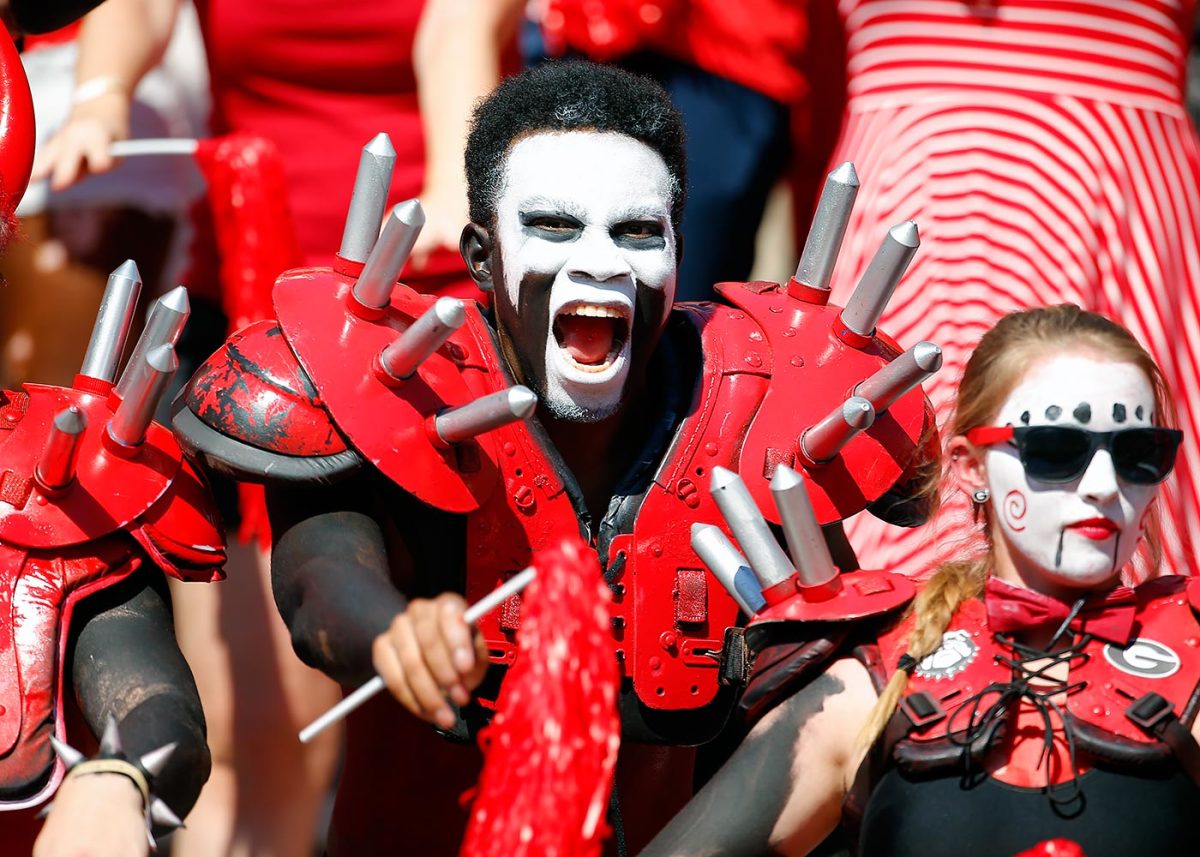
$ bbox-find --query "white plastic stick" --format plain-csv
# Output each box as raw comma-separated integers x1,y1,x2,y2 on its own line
109,139,199,158
298,567,537,743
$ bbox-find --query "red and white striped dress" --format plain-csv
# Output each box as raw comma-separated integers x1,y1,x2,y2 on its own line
830,0,1200,578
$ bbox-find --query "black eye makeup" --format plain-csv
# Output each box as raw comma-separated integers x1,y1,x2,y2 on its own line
612,218,666,248
520,210,583,239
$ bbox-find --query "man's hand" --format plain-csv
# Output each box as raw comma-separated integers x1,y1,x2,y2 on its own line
34,772,148,857
372,593,489,729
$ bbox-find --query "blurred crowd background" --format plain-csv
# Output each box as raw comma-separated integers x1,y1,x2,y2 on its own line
6,1,1200,854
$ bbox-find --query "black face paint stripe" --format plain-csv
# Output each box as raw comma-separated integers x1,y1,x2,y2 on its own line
1073,402,1092,423
1055,527,1066,568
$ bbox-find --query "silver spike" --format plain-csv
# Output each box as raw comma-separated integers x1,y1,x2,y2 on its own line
35,406,87,492
709,467,794,591
770,465,837,587
378,297,466,381
433,386,537,445
107,344,178,448
339,133,398,263
80,260,142,382
36,802,53,819
855,341,942,414
49,735,86,770
148,797,184,830
794,162,859,291
840,221,919,337
99,715,122,756
690,523,766,615
801,396,875,463
138,742,177,778
115,286,190,401
352,199,426,309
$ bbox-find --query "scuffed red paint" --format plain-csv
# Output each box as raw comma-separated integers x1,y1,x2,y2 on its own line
184,321,348,457
461,538,620,857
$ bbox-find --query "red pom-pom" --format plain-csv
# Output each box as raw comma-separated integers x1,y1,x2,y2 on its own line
1014,840,1087,857
194,134,301,333
460,537,620,857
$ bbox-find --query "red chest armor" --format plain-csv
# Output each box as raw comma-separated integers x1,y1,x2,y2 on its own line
0,386,225,809
464,301,768,714
874,577,1200,783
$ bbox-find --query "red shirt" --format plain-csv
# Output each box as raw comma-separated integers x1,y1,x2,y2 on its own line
542,0,810,104
194,0,472,296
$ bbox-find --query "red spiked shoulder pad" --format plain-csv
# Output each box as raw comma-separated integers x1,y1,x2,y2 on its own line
273,266,512,513
714,279,938,525
0,386,225,580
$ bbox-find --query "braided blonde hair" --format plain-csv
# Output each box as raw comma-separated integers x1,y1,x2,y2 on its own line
857,305,1174,751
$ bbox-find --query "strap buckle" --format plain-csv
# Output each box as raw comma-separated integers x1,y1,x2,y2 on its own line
1126,692,1174,733
900,690,946,730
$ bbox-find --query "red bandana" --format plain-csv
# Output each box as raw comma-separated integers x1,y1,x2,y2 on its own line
984,577,1137,645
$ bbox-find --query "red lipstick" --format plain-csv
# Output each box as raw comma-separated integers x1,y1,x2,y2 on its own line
1066,517,1119,540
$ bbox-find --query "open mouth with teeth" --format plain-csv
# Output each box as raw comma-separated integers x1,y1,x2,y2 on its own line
551,303,632,373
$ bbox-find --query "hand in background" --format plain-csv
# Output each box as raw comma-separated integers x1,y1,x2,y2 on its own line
32,87,131,191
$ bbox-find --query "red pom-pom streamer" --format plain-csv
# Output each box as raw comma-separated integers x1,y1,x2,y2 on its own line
194,134,301,547
1014,840,1087,857
460,537,620,857
194,134,300,332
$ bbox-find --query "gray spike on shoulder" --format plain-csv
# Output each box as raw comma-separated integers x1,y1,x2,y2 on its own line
149,797,184,830
138,742,178,778
99,714,123,756
49,735,86,769
36,801,53,819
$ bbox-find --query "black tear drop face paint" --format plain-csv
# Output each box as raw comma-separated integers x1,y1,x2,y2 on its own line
490,131,678,423
983,354,1161,591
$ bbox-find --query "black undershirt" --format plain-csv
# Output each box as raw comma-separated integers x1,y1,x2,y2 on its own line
859,764,1200,857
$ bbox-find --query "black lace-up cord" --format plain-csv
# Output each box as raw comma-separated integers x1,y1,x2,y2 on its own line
947,598,1092,809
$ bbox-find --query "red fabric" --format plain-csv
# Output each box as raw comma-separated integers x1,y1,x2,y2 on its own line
189,0,475,298
542,0,809,104
461,538,620,857
983,578,1137,646
21,23,80,52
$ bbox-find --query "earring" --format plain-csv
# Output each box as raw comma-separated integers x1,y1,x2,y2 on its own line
972,488,990,504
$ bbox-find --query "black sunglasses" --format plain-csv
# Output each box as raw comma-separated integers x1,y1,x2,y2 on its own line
965,425,1183,485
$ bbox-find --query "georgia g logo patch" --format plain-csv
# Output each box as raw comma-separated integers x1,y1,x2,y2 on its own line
914,629,978,680
1104,638,1181,679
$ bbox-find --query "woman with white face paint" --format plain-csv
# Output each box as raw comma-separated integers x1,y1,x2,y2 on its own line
642,305,1200,857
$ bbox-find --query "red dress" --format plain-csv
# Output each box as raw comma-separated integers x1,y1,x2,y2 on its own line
829,0,1200,579
193,0,473,297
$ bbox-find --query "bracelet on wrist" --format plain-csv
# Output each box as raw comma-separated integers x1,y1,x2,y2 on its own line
72,76,126,107
47,715,185,848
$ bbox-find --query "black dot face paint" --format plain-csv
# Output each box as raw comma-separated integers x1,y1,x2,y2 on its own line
1072,402,1092,424
1045,405,1062,421
1020,411,1031,425
1113,403,1127,423
1136,405,1145,421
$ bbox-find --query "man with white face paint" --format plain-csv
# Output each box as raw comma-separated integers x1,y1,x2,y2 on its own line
175,61,942,853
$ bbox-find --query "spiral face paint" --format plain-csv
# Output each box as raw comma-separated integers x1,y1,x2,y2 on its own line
985,354,1159,591
489,131,678,422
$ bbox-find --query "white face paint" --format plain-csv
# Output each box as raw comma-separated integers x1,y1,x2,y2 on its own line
494,131,678,422
985,354,1159,592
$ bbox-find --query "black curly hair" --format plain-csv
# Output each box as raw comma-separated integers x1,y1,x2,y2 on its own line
465,60,687,232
